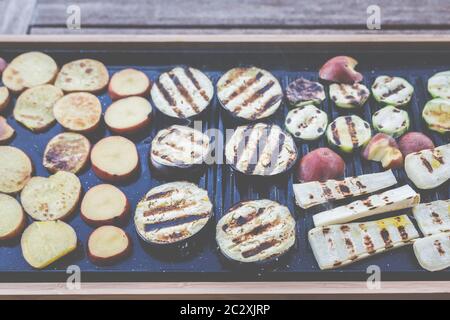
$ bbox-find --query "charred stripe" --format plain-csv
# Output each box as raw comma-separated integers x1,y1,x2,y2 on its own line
241,239,281,258
245,125,272,175
420,156,434,173
183,67,210,102
231,219,279,244
143,200,193,217
156,82,185,118
345,116,359,148
168,72,201,114
330,121,341,145
249,94,282,120
222,72,264,106
145,190,176,202
144,211,210,232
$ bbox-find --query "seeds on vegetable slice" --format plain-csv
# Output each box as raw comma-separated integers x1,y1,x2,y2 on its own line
326,115,372,152
422,98,450,133
329,83,370,108
285,104,328,141
285,78,325,107
372,105,410,138
371,76,414,107
428,70,450,99
0,146,33,194
0,194,25,241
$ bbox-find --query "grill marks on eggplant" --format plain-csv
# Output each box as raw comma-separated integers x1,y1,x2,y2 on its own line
151,67,213,119
216,200,296,263
135,182,213,244
225,123,297,176
217,67,283,120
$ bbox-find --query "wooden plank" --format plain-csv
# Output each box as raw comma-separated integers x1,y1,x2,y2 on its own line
32,0,450,28
0,0,37,34
0,281,450,299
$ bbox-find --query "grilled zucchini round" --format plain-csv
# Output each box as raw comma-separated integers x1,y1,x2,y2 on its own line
371,76,414,107
217,67,283,121
285,105,328,141
225,123,298,176
285,78,325,107
428,71,450,99
151,67,213,119
326,115,372,152
216,199,296,263
372,106,410,138
329,83,370,109
422,98,450,133
135,181,213,245
150,125,210,174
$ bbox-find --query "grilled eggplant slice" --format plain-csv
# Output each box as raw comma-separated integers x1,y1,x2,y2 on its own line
87,225,131,265
43,132,91,174
0,146,33,194
150,125,210,174
216,199,296,263
55,59,109,93
413,200,450,236
422,98,450,133
225,123,297,176
309,215,419,270
20,171,82,221
329,83,370,109
414,232,450,272
313,185,420,227
285,78,325,107
372,106,410,138
21,220,77,269
404,143,450,189
0,194,26,241
326,115,371,152
428,71,450,99
0,116,14,143
217,67,283,121
151,66,213,119
371,76,414,107
293,170,397,209
2,52,58,93
135,181,213,245
285,105,328,141
14,84,63,132
0,86,10,112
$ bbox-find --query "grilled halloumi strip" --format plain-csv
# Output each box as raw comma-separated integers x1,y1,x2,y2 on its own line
371,76,414,107
414,232,450,272
313,185,420,227
326,115,372,152
285,104,328,141
329,83,370,109
309,215,419,270
225,123,297,176
216,199,296,263
151,125,210,168
428,71,450,99
293,170,397,209
134,182,213,245
404,143,450,189
422,98,450,133
217,67,283,120
413,200,450,236
151,67,213,119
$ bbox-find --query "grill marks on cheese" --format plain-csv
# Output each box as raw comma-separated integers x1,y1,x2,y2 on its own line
217,67,283,120
413,200,450,236
225,123,297,176
134,182,212,244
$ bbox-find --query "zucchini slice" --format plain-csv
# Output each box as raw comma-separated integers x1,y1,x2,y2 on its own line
293,170,397,209
326,115,372,152
312,185,420,227
329,83,370,109
372,105,410,138
414,232,450,272
371,76,414,107
285,105,328,141
309,215,419,270
422,98,450,133
428,71,450,99
413,200,450,236
285,78,325,107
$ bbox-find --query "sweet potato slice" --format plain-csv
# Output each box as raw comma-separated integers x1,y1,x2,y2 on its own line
91,136,139,182
43,132,91,174
14,84,63,132
0,146,33,194
20,171,81,221
87,225,131,265
0,116,15,143
53,92,102,133
2,52,58,93
104,96,152,134
0,86,10,112
108,68,150,100
55,59,109,93
81,184,129,226
21,220,77,269
0,194,26,241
